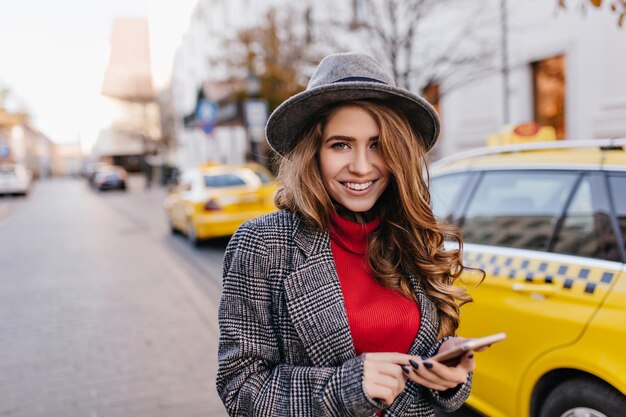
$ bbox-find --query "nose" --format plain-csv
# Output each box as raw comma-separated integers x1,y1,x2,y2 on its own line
348,148,373,176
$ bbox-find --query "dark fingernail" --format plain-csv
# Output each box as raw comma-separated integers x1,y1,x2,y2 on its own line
469,354,474,359
401,365,410,374
423,362,433,369
409,359,419,370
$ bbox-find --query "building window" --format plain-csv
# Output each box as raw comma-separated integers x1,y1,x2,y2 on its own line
422,82,441,116
351,0,366,27
532,55,566,139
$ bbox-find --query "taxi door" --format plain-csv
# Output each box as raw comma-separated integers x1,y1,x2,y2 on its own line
450,171,620,416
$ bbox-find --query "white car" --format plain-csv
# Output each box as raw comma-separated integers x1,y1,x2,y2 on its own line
0,164,32,196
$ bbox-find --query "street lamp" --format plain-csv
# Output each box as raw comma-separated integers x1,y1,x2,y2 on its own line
501,0,510,125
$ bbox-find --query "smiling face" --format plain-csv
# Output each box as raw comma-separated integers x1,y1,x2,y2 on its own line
319,105,390,214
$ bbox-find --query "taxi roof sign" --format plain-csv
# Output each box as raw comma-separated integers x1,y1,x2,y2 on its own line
487,123,557,146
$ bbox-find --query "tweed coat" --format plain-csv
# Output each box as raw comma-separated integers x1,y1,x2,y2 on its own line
217,210,472,416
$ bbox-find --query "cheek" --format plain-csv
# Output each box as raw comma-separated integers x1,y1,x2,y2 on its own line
318,151,338,184
375,157,391,180
376,164,392,193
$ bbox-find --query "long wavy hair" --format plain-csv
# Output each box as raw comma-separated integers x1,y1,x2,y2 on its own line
275,100,475,338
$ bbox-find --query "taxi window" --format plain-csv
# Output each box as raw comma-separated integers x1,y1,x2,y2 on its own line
462,171,578,251
430,173,471,221
608,175,626,256
553,176,621,261
204,174,246,188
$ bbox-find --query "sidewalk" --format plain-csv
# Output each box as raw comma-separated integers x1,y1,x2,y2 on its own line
0,178,228,417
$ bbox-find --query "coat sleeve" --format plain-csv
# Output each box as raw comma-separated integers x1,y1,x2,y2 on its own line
216,223,379,417
425,337,473,412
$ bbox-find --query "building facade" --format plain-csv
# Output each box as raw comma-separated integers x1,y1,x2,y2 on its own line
166,0,626,166
99,18,161,173
166,0,315,171
0,120,54,179
435,0,626,157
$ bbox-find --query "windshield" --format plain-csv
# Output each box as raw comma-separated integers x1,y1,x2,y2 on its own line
203,173,247,188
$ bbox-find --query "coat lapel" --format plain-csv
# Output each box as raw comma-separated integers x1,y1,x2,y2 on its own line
408,275,440,356
283,217,355,366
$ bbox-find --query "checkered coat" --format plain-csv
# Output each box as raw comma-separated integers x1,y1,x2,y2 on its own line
217,210,471,416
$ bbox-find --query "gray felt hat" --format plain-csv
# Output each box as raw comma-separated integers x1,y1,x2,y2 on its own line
265,52,440,156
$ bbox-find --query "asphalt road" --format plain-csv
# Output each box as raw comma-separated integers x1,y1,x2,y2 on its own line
0,177,228,417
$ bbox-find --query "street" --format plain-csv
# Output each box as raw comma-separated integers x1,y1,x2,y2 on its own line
0,176,229,417
0,176,481,417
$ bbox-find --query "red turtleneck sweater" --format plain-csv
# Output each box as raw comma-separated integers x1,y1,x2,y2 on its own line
329,211,420,356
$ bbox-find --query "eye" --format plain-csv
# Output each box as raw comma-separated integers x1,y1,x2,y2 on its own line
331,142,349,150
369,141,380,150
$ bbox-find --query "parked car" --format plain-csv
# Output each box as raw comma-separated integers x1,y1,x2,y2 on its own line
90,165,127,191
164,162,278,245
0,163,32,196
429,139,626,417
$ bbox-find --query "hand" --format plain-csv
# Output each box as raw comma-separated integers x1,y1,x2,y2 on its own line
362,352,408,405
403,338,474,391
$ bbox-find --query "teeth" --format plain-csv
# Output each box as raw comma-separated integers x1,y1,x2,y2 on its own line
344,181,373,191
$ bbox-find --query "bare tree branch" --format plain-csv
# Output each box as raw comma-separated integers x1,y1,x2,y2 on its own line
314,0,499,97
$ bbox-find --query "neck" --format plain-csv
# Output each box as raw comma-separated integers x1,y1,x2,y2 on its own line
333,202,379,223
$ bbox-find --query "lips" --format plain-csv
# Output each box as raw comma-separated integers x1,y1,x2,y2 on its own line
342,180,374,191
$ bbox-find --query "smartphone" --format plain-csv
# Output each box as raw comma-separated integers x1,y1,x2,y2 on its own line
429,332,507,366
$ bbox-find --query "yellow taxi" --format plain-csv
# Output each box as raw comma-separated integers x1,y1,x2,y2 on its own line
165,162,278,244
429,139,626,417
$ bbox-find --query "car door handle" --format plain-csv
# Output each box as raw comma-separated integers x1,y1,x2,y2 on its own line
512,283,558,297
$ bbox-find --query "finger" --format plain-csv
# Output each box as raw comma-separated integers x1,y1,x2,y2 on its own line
430,349,475,373
411,360,466,389
403,358,447,386
366,385,395,405
405,372,450,391
380,370,406,396
376,372,405,390
364,363,406,390
455,351,476,372
365,374,405,404
365,361,406,387
374,362,405,380
427,360,469,387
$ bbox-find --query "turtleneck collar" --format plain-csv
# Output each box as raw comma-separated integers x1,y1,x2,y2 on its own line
329,210,380,255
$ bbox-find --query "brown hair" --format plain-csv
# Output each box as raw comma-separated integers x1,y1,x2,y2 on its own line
275,100,476,338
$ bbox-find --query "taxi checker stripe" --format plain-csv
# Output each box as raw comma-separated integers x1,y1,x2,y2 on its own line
463,252,616,295
466,254,615,285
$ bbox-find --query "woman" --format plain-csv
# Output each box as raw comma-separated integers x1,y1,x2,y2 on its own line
217,52,476,416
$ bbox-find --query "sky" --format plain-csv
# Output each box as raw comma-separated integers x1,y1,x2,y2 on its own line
0,0,195,148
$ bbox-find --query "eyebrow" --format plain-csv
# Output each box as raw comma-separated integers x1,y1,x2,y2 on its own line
324,135,379,143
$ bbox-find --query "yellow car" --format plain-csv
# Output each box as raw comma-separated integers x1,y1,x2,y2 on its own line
165,162,278,244
429,139,626,417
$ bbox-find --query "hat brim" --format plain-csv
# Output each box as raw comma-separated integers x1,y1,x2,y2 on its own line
266,81,440,156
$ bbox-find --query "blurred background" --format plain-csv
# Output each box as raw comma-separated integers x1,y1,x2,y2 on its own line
1,1,625,416
2,0,625,179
